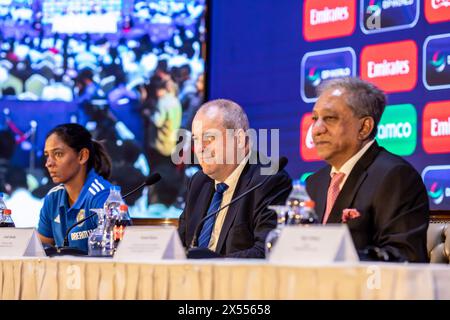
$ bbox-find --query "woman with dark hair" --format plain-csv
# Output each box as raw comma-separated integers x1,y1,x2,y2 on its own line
38,123,113,252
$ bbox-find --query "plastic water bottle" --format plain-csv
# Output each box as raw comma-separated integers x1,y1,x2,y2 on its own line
104,186,123,219
0,193,7,224
89,186,123,256
286,181,318,225
88,209,107,256
0,209,15,227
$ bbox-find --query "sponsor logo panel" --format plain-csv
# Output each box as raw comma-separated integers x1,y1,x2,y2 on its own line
360,0,420,34
423,33,450,90
425,0,450,23
301,47,356,103
422,165,450,209
303,0,356,41
376,104,417,156
422,100,450,154
360,40,418,92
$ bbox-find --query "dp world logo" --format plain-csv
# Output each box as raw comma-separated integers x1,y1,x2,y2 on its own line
422,165,450,209
430,51,446,73
307,68,321,87
361,0,419,34
423,33,450,90
301,47,356,103
428,182,445,204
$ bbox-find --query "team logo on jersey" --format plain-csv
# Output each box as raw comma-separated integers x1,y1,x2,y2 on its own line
76,209,86,227
423,34,450,90
361,0,419,34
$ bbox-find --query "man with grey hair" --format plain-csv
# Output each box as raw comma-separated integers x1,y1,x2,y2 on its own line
178,99,292,258
306,77,428,262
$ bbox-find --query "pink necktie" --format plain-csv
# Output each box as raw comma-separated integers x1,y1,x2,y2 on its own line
322,172,345,224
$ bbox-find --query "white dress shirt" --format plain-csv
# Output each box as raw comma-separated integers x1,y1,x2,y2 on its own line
330,140,375,190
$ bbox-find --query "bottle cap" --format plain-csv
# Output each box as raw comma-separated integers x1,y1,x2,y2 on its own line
304,200,315,208
111,186,121,191
3,209,11,215
0,192,3,198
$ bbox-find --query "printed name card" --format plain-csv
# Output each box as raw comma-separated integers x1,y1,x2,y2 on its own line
269,225,359,264
114,226,186,262
0,228,46,257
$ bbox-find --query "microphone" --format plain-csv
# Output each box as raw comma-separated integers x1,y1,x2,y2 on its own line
44,173,162,257
122,173,161,199
187,156,288,258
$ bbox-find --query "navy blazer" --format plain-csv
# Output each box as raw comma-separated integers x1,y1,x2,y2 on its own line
178,160,292,258
306,141,429,262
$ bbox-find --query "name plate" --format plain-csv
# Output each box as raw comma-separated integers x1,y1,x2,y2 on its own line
269,225,358,264
114,226,186,262
0,228,46,257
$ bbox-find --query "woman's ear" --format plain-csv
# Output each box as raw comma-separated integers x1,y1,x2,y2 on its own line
79,148,90,165
359,116,375,140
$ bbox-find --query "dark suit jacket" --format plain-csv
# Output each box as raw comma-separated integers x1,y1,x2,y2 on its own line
306,142,429,262
178,161,292,258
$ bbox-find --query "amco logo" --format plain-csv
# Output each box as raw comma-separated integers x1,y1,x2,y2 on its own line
361,0,419,34
376,104,417,156
422,165,450,209
301,47,356,103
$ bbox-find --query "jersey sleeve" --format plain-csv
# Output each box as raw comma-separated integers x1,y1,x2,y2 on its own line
37,196,54,238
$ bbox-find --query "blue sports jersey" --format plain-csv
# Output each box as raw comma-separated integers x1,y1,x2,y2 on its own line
38,169,112,252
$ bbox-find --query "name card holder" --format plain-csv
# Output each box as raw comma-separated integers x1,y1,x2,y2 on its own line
0,228,46,257
114,226,186,262
269,224,359,264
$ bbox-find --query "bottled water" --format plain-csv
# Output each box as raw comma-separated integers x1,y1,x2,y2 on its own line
286,181,318,225
104,186,123,220
88,186,124,256
88,209,108,256
265,205,289,258
265,181,318,259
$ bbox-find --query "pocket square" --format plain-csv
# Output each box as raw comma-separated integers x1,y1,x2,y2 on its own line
341,208,361,223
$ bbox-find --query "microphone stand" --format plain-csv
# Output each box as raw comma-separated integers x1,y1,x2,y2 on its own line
45,173,162,257
187,157,288,259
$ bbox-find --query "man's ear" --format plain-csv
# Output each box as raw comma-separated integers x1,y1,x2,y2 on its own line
359,117,375,140
79,148,90,165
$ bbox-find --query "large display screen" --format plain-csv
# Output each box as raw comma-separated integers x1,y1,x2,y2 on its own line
0,0,207,222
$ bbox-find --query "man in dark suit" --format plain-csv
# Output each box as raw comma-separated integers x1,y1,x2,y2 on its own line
178,99,292,258
306,77,429,262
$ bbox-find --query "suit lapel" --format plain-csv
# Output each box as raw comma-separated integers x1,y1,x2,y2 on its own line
315,169,331,222
215,163,252,253
327,142,381,223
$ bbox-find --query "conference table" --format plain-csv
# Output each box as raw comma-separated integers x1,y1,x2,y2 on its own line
1,257,449,300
